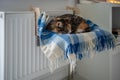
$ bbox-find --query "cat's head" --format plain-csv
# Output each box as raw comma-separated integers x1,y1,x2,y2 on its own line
46,16,72,34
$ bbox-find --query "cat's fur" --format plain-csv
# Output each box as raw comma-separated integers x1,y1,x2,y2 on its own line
45,14,91,34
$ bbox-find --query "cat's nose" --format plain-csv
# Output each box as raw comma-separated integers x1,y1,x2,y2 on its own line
58,23,60,26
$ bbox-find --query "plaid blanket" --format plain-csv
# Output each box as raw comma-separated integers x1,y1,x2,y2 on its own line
38,12,116,72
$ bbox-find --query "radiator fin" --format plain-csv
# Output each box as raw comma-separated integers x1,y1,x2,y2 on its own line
5,13,49,80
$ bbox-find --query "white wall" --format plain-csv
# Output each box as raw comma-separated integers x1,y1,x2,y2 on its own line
76,51,110,80
0,12,5,80
0,0,69,11
111,42,120,80
77,3,120,80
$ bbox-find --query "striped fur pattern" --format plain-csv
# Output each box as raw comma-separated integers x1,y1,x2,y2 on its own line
45,14,91,34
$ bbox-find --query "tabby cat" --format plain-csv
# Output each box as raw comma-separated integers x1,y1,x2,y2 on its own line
45,14,91,34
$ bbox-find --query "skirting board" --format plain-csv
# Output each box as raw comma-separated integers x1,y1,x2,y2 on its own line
33,65,69,80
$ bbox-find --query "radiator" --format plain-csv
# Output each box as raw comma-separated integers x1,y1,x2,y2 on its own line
0,11,49,80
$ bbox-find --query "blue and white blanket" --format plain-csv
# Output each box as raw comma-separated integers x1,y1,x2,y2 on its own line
38,12,116,72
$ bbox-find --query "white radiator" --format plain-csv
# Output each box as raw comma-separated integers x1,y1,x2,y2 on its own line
0,11,49,80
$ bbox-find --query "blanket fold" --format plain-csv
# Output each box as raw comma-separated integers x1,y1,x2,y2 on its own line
38,12,116,72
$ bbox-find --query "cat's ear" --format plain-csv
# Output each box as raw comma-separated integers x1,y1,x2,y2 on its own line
64,18,71,23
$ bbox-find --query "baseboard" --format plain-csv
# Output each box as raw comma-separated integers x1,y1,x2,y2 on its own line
62,72,87,80
33,64,69,80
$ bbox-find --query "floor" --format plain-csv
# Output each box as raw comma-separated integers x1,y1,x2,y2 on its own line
63,73,86,80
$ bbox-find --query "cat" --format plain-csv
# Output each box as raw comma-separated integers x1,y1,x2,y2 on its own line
45,14,91,34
